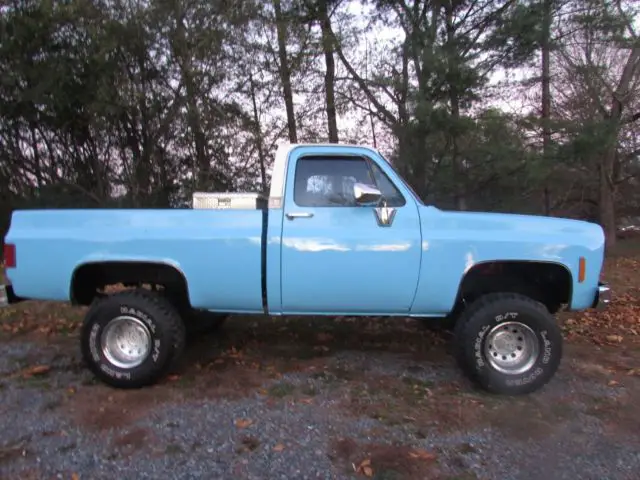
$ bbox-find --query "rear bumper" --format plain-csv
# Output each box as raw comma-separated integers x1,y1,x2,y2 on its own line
0,284,23,307
591,282,611,310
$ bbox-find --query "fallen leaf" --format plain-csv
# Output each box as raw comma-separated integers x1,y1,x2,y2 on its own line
227,347,242,359
23,365,51,377
299,398,314,404
71,473,80,480
235,419,253,429
606,335,623,343
316,332,333,342
408,448,437,461
272,443,285,452
167,374,180,381
608,380,619,387
354,458,374,476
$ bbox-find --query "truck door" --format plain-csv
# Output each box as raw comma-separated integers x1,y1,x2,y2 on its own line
279,147,422,314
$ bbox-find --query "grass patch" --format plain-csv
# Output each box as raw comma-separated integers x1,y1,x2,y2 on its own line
41,399,62,411
444,474,480,480
301,383,319,396
80,376,100,386
176,375,197,389
165,443,185,455
18,377,52,390
57,443,77,453
268,382,296,398
328,437,440,479
372,469,404,480
237,435,260,453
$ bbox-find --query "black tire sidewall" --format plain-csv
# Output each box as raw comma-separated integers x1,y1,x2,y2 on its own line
460,297,562,395
81,293,177,387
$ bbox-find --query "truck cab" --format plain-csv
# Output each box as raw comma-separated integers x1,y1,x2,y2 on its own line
266,144,424,315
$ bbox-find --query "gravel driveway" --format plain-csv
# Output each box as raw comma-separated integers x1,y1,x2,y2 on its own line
1,309,639,480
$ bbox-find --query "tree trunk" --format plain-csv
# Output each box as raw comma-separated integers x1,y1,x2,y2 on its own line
541,0,552,215
171,6,211,191
273,0,298,143
249,73,268,193
445,3,466,211
599,158,616,248
319,0,338,143
599,45,640,248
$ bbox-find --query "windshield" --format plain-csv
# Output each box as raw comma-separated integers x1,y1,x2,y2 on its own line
376,152,425,205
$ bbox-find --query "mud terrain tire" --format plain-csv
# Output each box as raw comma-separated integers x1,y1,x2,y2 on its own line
80,289,186,388
453,292,563,395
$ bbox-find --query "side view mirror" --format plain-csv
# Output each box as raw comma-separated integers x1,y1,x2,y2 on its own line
353,182,382,205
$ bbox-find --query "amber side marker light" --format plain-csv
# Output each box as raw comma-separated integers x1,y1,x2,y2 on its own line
578,256,586,283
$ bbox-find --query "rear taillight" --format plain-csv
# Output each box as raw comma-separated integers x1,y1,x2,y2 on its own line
3,244,15,268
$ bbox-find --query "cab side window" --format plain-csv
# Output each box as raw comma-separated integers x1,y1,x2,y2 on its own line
294,157,374,207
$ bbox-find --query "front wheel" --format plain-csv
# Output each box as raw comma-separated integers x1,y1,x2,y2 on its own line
453,293,562,395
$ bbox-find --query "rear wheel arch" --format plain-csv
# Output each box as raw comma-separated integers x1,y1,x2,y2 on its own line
70,260,191,309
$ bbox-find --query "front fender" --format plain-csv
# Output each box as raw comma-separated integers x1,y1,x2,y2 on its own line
409,207,605,315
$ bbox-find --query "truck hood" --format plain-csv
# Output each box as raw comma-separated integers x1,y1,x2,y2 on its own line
438,209,601,234
424,207,606,252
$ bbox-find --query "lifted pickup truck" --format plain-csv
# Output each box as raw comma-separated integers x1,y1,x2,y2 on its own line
2,143,610,395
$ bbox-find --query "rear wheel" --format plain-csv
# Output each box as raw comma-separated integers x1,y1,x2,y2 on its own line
453,292,562,395
80,289,186,388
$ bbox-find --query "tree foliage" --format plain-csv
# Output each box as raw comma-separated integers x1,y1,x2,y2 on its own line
0,0,638,247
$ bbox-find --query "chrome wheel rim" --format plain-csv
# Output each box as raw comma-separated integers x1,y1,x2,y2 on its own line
101,316,152,369
484,321,539,375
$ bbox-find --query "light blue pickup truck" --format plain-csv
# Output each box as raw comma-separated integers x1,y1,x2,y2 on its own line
1,143,610,395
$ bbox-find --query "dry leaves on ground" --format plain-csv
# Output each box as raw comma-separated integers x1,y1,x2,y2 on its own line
355,458,373,477
21,365,51,378
564,294,640,345
408,448,437,461
234,418,253,429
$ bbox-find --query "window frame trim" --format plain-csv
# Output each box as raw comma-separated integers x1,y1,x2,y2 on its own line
363,155,407,208
291,153,407,208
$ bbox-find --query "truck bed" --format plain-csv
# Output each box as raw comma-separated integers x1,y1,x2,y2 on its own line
4,208,268,313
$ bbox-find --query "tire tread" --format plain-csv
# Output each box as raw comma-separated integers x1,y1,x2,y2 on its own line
453,292,561,395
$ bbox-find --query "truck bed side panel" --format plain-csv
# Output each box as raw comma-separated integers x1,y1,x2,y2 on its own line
5,209,265,312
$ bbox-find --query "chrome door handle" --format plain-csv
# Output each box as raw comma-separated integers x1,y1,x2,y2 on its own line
286,212,314,220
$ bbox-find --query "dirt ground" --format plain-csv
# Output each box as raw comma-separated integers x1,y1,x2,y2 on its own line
1,241,639,479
